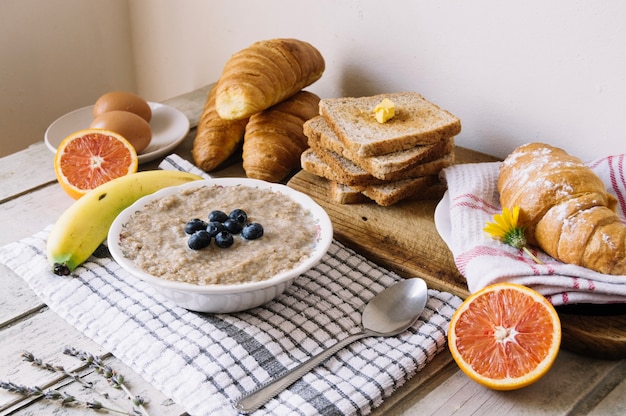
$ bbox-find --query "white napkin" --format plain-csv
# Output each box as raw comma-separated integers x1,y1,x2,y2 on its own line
441,155,626,306
0,154,462,416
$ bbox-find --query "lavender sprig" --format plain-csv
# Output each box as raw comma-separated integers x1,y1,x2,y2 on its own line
0,380,122,413
21,351,104,395
63,347,149,415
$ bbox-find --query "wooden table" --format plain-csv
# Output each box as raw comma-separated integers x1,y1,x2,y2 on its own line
2,85,626,415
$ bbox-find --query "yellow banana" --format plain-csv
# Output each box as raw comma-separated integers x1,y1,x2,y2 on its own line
47,170,203,275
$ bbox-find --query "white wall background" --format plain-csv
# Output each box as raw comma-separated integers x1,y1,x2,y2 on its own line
2,0,626,161
0,0,135,157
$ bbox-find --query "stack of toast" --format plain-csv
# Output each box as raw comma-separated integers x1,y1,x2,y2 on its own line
300,92,461,206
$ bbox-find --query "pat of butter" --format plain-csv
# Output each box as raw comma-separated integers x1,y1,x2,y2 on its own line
374,98,395,123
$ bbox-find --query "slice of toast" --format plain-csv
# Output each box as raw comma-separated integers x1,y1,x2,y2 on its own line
308,138,453,185
304,115,455,176
329,180,447,205
318,92,461,157
301,149,441,206
328,181,370,204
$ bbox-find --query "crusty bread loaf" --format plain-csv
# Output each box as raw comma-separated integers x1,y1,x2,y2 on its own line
192,84,248,172
304,115,455,177
318,92,461,157
301,148,440,206
242,91,320,183
215,38,325,120
498,142,625,275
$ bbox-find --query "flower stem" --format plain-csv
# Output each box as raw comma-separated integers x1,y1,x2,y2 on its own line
523,246,543,264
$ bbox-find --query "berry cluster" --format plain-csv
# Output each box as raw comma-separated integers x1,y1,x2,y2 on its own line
184,209,264,250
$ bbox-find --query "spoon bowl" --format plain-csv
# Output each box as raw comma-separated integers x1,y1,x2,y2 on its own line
233,278,429,413
362,278,428,335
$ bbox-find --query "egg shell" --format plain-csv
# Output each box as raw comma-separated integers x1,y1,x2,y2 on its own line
90,110,152,154
93,91,152,122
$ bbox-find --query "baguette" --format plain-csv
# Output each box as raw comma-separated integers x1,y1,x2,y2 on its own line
215,38,325,120
319,92,461,157
304,115,455,176
242,91,320,183
192,84,248,172
498,142,624,275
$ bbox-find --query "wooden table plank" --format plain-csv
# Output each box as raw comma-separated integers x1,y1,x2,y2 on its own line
0,265,44,328
391,350,624,416
0,144,57,204
0,308,186,415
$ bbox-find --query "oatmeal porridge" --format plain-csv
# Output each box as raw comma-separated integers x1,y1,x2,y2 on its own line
118,185,319,285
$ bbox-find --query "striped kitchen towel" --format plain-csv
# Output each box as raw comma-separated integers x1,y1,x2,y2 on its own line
440,154,626,306
0,154,461,416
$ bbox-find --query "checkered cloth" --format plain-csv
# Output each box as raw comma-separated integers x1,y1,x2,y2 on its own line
0,154,461,416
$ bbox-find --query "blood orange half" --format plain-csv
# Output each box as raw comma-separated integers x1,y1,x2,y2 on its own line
54,129,138,199
448,283,561,390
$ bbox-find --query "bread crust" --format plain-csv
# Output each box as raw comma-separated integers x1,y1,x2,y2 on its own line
498,142,624,275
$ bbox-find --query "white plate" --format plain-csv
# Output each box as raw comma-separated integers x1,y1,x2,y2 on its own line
107,178,334,313
433,190,452,248
44,102,190,164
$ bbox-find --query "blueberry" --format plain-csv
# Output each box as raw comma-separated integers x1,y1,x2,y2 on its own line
185,218,208,235
223,218,243,234
241,223,264,240
188,230,211,250
215,231,234,248
208,210,228,223
229,209,248,224
206,221,225,237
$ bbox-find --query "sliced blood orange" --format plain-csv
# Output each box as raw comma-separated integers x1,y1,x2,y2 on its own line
448,283,561,390
54,129,138,199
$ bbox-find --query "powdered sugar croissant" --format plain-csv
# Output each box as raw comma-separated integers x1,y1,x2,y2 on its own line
215,38,324,121
498,142,625,275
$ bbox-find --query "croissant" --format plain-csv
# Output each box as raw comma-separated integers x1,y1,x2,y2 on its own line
191,84,248,172
215,38,325,121
242,90,320,183
498,142,625,275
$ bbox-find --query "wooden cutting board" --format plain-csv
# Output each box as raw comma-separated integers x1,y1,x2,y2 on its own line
288,146,626,359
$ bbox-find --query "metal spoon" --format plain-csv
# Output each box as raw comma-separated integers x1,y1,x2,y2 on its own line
233,278,429,413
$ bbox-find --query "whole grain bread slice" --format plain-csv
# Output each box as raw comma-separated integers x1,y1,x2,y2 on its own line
308,137,453,185
301,149,441,206
318,92,461,157
328,181,370,204
329,180,447,205
304,115,455,176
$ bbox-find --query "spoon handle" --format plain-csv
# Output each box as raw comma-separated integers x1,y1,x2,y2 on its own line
233,331,372,413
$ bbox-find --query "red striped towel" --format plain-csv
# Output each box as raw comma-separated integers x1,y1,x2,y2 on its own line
439,155,626,305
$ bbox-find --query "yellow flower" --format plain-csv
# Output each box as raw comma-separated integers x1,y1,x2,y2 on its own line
484,206,542,264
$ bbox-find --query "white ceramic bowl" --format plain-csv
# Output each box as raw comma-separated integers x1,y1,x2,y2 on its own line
107,178,333,313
